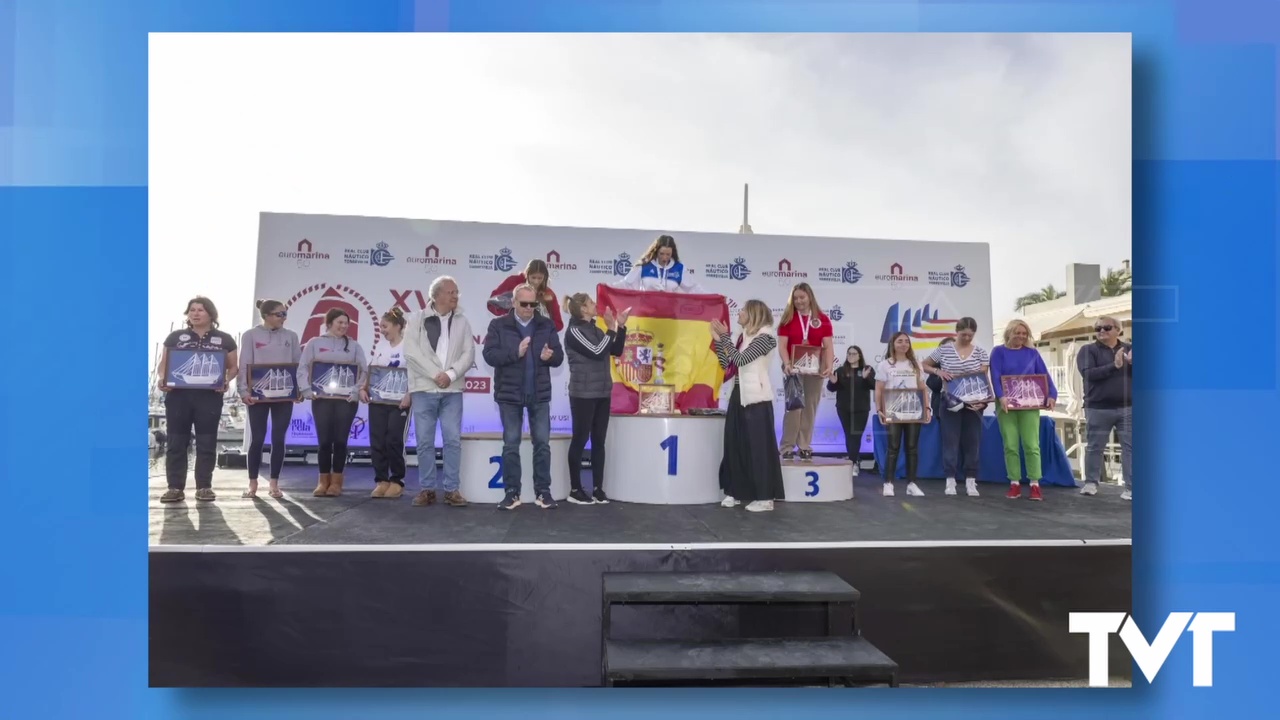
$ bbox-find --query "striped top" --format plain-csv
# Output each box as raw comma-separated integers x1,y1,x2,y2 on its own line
927,343,990,376
715,332,777,370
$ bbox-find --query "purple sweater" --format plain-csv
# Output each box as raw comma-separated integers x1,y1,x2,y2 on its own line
989,345,1057,399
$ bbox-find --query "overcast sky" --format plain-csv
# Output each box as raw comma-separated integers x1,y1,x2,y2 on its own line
149,32,1130,355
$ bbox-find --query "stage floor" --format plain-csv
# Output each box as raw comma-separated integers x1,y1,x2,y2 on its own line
149,464,1132,547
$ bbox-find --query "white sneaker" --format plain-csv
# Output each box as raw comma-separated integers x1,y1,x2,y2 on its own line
852,464,860,477
882,483,895,497
746,500,774,512
1121,490,1132,501
721,495,740,508
906,482,925,497
966,478,979,497
945,478,957,496
1080,483,1098,496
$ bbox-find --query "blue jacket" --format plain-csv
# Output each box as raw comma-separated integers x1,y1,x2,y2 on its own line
482,312,565,404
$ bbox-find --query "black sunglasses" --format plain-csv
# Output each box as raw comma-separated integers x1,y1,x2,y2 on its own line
517,301,538,309
271,311,287,319
1095,325,1114,332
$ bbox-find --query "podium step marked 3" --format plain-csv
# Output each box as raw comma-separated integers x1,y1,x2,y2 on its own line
781,457,855,502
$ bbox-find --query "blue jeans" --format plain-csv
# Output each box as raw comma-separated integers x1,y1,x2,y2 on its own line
411,391,463,492
499,401,551,496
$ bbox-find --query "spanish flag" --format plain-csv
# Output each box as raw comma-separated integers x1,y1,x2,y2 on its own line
595,284,730,413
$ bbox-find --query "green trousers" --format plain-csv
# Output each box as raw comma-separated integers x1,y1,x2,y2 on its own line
995,407,1042,483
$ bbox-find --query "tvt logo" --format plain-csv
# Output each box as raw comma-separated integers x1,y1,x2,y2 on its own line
1069,612,1235,687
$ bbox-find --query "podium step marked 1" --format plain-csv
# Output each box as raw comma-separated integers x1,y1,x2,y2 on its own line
459,432,572,504
781,457,854,502
605,414,725,505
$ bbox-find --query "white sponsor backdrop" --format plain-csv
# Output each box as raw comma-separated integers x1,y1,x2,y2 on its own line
253,212,991,452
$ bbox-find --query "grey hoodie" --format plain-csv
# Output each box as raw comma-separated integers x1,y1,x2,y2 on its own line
297,334,368,401
237,325,302,399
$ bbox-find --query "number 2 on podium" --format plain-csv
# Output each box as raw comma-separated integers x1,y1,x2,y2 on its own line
660,435,678,476
488,455,504,488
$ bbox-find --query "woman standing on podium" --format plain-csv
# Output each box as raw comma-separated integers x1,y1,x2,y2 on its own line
776,283,835,461
563,293,629,505
876,331,931,498
487,258,564,332
297,308,368,498
613,234,707,293
713,299,784,512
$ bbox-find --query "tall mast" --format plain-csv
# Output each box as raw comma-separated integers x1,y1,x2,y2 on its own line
738,183,754,234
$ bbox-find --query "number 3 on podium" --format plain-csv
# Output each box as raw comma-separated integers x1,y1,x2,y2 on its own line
660,435,678,476
804,471,820,497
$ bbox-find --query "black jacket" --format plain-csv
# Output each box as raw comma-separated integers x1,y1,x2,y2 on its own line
564,317,626,399
1076,340,1132,409
826,362,876,414
482,313,565,405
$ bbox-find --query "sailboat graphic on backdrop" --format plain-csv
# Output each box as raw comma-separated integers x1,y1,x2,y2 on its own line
171,353,223,386
314,364,358,395
253,368,296,399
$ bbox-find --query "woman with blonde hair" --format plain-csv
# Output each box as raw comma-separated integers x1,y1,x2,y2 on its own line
563,292,629,505
613,234,707,293
487,258,564,331
712,299,784,512
990,319,1057,501
776,282,834,461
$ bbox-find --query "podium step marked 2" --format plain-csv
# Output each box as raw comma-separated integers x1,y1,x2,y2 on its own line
781,457,854,502
605,414,725,505
459,432,572,504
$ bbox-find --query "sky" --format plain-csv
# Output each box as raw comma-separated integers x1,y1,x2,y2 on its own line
149,32,1131,356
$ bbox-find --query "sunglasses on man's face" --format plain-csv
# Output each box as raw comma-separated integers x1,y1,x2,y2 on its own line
518,301,538,308
1095,325,1114,332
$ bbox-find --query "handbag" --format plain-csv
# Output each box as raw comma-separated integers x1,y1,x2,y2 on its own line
783,373,805,412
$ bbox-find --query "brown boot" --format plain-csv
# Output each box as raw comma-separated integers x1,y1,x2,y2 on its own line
326,472,344,497
313,473,332,497
371,481,389,498
443,490,468,507
384,482,404,499
412,490,436,507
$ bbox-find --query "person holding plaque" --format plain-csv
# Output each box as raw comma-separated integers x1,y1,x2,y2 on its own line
297,308,368,498
363,308,411,500
826,345,875,474
990,319,1057,501
563,293,629,505
487,258,564,332
713,299,785,512
875,332,931,497
1075,315,1132,500
237,298,301,500
922,318,992,498
612,234,707,293
159,296,239,503
776,283,834,461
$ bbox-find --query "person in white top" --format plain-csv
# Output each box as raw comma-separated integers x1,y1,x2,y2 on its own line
612,234,707,293
363,307,411,499
875,331,932,497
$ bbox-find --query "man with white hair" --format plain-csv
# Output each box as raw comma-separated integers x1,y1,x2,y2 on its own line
404,275,476,507
1076,315,1132,500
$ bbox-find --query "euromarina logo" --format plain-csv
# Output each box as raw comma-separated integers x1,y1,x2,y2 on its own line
344,241,395,267
590,251,634,277
929,264,971,288
874,262,919,284
704,257,752,281
407,244,458,271
762,258,808,279
818,260,863,285
879,302,956,352
468,247,519,272
279,238,331,268
544,249,577,273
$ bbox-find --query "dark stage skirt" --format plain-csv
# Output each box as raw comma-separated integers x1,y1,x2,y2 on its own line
718,385,785,503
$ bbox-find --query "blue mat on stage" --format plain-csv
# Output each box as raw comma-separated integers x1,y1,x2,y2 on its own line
871,414,1075,487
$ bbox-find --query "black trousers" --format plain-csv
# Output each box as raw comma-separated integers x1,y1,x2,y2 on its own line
568,396,612,492
247,401,294,480
884,423,921,483
312,398,359,473
940,406,983,479
368,403,409,484
836,406,870,460
164,389,224,490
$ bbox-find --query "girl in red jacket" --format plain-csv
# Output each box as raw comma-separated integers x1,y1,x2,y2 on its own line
487,258,564,331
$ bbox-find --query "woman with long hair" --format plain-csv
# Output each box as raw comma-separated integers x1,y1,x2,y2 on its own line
990,319,1057,501
297,308,368,497
776,282,834,461
826,345,875,474
237,298,301,499
713,299,785,512
159,296,239,503
487,258,564,331
563,292,629,505
922,318,991,497
613,234,707,293
364,307,411,499
875,331,932,497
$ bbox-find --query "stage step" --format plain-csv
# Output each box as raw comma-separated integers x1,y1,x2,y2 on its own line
604,636,899,686
603,571,860,604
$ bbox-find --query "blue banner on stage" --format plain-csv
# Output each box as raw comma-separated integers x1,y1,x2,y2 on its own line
871,414,1075,487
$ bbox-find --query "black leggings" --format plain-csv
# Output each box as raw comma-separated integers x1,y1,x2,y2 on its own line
313,398,359,473
368,403,409,484
164,389,224,490
247,401,294,480
568,396,611,492
836,406,870,460
884,423,921,483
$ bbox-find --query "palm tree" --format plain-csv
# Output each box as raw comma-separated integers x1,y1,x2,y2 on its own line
1014,284,1066,311
1100,262,1131,297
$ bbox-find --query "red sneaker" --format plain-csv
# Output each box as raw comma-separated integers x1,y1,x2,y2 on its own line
1029,484,1043,501
1006,483,1022,500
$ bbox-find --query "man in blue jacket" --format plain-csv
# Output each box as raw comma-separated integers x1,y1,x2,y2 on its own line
483,283,565,509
